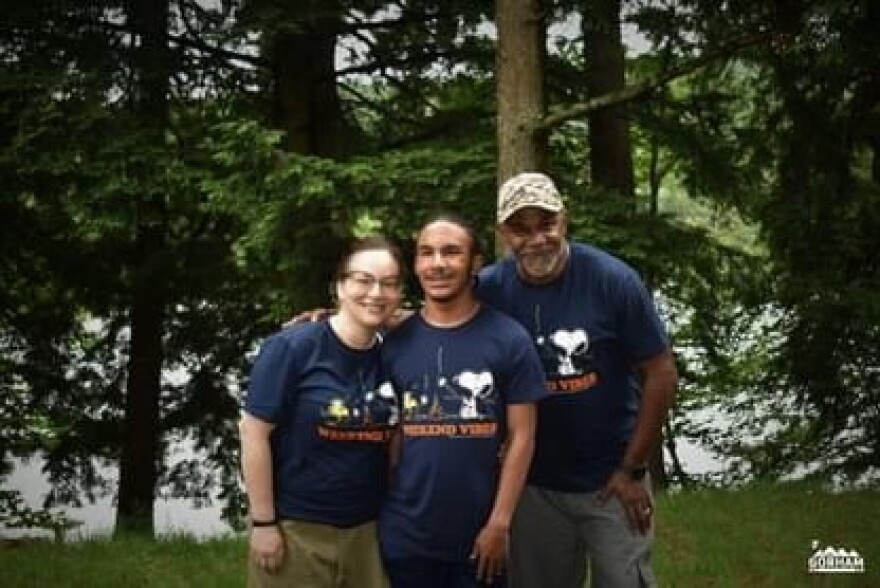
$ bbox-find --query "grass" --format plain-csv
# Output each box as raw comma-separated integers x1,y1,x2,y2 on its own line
0,534,246,587
654,481,878,587
0,482,876,587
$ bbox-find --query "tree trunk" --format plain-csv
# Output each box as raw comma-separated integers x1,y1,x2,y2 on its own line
117,222,166,536
115,0,170,537
266,6,348,156
496,0,548,255
663,421,689,487
496,0,547,186
262,4,350,305
583,0,634,201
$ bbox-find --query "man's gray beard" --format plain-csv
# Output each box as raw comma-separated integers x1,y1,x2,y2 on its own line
520,253,558,278
518,242,569,282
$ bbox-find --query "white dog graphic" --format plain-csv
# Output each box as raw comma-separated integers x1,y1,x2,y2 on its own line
549,329,588,376
452,371,494,419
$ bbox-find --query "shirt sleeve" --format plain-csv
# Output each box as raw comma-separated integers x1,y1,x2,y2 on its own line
244,332,305,423
615,272,670,363
500,325,549,405
474,264,501,307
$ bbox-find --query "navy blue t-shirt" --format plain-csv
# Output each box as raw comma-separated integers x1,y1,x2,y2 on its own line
476,242,670,492
378,306,546,562
244,321,398,527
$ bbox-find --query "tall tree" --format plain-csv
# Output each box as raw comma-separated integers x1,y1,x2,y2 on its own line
263,3,350,155
759,0,880,477
583,0,634,200
114,0,172,537
264,1,352,303
1,0,269,535
496,0,548,186
625,0,880,480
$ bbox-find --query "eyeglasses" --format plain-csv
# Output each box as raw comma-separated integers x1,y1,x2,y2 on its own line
343,271,402,294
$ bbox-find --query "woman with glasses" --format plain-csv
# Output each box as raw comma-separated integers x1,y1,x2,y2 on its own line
240,236,405,588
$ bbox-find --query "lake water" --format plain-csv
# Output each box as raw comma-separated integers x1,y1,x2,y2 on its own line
2,454,234,541
2,439,723,541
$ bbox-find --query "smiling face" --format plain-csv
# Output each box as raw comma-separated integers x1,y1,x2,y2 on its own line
499,207,569,284
336,248,403,330
414,220,482,305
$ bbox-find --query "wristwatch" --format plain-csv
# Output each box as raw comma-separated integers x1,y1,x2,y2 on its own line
620,463,648,481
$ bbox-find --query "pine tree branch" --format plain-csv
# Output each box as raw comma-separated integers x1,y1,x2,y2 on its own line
60,13,267,69
535,32,777,132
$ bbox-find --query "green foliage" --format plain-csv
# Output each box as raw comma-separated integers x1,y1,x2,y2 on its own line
1,1,502,534
627,0,880,481
202,117,496,310
0,6,264,526
0,490,80,542
3,1,879,539
739,2,880,479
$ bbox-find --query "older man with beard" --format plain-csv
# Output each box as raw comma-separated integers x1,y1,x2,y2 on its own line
476,172,678,588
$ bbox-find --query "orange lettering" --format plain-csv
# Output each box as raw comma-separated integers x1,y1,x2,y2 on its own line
546,373,598,395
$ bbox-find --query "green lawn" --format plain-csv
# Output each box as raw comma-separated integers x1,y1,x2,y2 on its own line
0,534,245,588
654,482,877,587
1,482,876,587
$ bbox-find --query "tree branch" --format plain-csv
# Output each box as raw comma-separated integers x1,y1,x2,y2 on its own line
61,13,267,69
535,32,777,132
338,81,422,127
339,11,451,34
336,50,452,76
377,107,493,150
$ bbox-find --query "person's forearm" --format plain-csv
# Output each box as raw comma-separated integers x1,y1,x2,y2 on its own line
488,436,533,529
241,422,277,521
487,408,536,529
622,353,677,468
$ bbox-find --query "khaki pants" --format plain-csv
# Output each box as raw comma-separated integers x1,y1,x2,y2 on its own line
248,519,389,588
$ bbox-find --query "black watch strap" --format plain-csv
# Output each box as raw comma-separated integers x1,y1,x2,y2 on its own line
251,518,279,528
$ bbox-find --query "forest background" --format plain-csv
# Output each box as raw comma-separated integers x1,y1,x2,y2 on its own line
1,0,878,538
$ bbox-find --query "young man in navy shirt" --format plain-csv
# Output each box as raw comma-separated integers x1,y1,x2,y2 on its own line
379,215,547,588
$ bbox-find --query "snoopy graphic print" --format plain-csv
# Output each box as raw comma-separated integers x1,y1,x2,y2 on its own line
317,379,399,443
378,306,547,562
534,305,600,394
398,346,500,439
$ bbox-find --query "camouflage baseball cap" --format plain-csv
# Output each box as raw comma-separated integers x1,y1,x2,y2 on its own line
497,172,565,224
